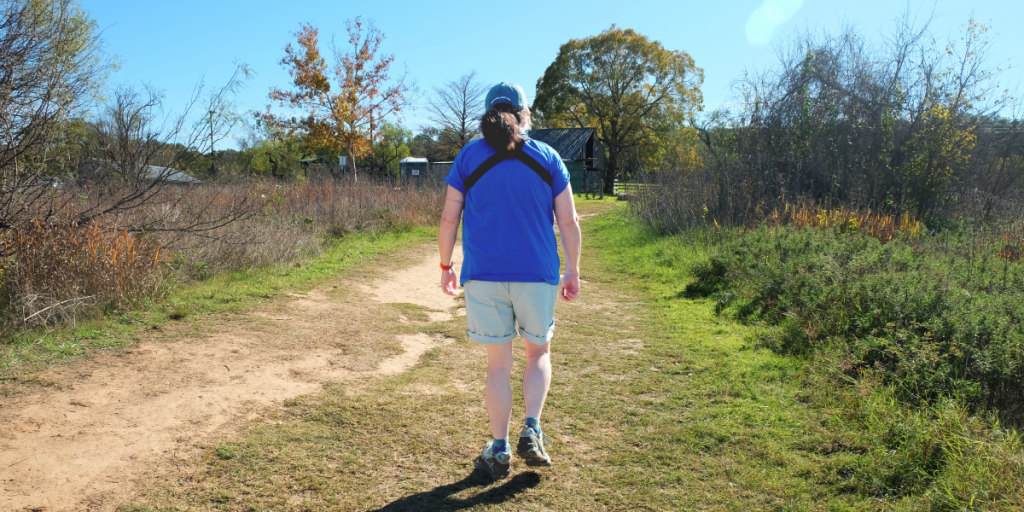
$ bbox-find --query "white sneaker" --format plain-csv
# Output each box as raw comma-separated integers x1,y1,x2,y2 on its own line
474,440,511,479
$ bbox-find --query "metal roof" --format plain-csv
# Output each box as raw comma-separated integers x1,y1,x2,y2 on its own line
526,128,595,161
144,166,201,184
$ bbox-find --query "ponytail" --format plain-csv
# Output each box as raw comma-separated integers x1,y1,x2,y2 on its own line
481,104,527,156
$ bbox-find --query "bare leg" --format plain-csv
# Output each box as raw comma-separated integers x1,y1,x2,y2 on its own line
485,342,514,440
523,339,551,420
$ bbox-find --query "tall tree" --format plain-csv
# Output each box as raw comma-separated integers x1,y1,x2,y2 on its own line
261,18,411,181
427,71,486,155
367,122,411,177
407,127,462,162
533,26,703,192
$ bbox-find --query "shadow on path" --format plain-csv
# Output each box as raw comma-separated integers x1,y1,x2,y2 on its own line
369,468,541,511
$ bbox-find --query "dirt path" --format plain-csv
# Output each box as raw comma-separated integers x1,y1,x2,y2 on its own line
0,244,464,512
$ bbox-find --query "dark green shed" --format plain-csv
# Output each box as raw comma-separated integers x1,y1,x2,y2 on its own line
526,128,606,194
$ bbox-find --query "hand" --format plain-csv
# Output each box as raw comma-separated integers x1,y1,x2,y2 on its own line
441,268,458,296
559,272,580,302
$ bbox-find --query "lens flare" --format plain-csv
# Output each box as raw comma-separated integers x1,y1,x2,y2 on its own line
762,3,786,24
745,7,776,45
746,0,804,45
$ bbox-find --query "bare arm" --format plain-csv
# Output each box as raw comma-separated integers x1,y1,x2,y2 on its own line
553,185,581,301
439,185,464,296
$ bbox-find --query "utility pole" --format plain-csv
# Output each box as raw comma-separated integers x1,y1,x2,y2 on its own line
209,110,216,175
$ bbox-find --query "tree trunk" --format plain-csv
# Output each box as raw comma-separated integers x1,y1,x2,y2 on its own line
348,144,358,182
604,147,619,195
266,152,283,180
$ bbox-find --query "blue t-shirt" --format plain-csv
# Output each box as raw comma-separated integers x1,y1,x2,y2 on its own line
444,138,571,286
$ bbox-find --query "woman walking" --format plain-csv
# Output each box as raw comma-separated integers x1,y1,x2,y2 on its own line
438,82,581,479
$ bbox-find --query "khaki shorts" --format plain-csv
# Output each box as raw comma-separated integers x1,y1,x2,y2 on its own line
463,280,558,345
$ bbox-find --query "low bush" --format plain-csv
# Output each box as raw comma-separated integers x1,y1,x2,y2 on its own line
685,226,1024,423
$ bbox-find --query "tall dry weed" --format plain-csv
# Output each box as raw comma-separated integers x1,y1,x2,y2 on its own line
1,177,444,333
163,177,445,274
1,221,166,327
630,171,924,242
767,202,922,242
996,221,1024,263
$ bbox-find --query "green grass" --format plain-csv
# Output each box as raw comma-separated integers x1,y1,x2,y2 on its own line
684,225,1024,419
579,212,878,509
592,213,1024,509
573,192,620,211
0,228,435,379
114,206,1023,510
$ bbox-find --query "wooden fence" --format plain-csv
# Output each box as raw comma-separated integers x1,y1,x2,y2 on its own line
613,180,659,195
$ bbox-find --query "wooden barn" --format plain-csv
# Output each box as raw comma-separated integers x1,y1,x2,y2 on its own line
527,128,606,195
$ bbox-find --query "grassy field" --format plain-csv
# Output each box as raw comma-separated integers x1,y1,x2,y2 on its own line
113,201,1019,511
0,195,1000,510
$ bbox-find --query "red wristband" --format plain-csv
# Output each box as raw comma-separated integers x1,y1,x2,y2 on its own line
440,262,453,270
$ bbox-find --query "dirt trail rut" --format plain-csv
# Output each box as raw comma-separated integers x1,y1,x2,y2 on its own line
0,245,463,511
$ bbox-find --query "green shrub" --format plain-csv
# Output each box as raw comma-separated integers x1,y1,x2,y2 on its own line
686,226,1024,422
166,303,190,321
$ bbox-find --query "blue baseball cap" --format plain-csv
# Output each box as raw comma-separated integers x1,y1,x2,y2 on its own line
484,82,528,110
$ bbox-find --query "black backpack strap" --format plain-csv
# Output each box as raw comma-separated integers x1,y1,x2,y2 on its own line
463,152,506,193
513,151,553,188
463,144,553,194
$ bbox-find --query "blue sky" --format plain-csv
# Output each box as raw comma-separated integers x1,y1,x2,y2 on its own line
81,0,1024,147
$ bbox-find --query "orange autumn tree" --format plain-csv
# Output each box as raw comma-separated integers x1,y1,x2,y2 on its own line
261,18,410,181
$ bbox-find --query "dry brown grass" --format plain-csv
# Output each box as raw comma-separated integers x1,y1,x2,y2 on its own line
0,220,166,326
629,172,928,242
0,178,445,333
160,179,444,276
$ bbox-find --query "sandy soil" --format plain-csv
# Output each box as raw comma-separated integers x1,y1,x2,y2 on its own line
0,245,463,512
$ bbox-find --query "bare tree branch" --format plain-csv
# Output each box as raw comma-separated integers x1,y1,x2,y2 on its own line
426,71,486,155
